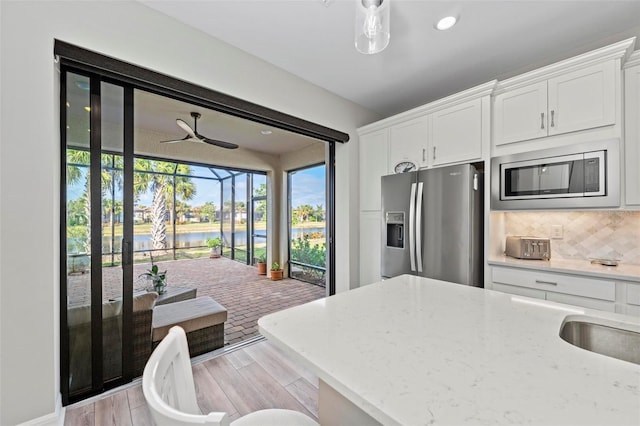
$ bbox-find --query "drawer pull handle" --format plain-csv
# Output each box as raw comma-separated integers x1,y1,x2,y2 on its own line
535,279,557,286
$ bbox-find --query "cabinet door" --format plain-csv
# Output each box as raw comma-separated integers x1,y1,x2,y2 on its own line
430,98,483,166
493,81,547,145
359,211,382,286
625,64,640,205
547,61,616,136
389,116,429,170
359,129,389,211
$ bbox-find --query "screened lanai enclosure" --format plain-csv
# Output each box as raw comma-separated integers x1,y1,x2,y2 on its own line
67,152,268,268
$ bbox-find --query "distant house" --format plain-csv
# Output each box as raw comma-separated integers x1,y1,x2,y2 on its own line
134,206,151,223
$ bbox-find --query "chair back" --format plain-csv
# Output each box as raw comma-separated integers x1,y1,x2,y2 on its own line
142,326,229,426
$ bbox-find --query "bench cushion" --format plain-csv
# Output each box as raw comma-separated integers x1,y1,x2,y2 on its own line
152,297,227,342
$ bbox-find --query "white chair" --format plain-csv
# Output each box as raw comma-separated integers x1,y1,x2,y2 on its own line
142,326,318,426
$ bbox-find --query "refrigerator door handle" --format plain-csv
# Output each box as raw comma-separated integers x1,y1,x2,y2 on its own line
416,182,424,273
409,182,417,272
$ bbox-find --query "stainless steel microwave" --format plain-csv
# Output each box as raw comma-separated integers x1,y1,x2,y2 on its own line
491,140,620,210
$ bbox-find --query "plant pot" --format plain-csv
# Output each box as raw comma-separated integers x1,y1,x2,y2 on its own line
270,269,283,281
209,247,221,258
153,280,167,295
257,262,267,275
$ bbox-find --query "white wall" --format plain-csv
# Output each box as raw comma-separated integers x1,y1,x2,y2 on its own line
0,1,380,424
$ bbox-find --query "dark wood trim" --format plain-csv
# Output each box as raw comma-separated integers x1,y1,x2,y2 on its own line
328,143,336,296
89,75,104,390
54,40,350,144
60,67,71,407
122,85,135,380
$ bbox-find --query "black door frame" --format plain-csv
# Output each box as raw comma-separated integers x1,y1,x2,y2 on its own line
58,41,344,404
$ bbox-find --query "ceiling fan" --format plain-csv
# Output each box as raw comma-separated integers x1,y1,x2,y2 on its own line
160,112,239,149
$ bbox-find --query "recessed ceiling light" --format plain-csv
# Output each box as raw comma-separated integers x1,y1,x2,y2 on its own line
261,130,273,135
436,16,457,31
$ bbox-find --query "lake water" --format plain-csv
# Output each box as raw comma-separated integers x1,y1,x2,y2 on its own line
94,227,325,253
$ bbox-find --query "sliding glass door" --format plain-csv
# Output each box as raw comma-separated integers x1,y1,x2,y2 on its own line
62,69,135,403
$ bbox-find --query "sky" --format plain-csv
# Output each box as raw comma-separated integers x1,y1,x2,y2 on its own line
290,165,326,208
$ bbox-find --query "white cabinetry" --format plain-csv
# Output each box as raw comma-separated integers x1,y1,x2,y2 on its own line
388,116,428,171
358,129,387,286
624,53,640,206
625,283,640,316
493,81,547,145
359,211,382,286
430,98,483,166
494,61,616,146
491,266,616,312
359,129,389,212
387,99,484,172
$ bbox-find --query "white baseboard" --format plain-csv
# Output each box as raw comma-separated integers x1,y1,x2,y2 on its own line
17,393,64,426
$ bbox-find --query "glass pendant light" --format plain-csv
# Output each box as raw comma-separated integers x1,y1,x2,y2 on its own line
355,0,390,55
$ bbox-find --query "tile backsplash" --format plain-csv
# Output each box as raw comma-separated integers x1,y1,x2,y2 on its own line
503,211,640,265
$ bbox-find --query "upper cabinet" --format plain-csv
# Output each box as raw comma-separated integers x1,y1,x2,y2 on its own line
388,116,429,172
493,81,547,144
358,80,495,199
493,38,634,149
547,62,616,135
430,98,483,166
494,61,616,146
624,52,640,206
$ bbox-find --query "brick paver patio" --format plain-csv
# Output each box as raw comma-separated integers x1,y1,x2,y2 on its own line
67,257,326,346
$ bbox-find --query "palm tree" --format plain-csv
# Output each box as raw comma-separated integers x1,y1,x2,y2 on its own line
66,149,120,253
134,159,195,251
296,204,314,222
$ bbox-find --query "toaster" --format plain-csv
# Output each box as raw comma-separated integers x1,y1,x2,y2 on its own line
505,236,550,260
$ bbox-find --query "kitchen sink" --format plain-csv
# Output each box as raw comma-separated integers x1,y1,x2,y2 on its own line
559,317,640,365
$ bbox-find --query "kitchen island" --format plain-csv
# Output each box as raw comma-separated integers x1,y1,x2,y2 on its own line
258,274,640,425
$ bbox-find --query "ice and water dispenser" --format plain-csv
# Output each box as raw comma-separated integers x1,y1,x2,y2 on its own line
385,212,404,248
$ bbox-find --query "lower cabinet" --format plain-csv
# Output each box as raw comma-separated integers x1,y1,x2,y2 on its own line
626,283,640,316
491,266,616,312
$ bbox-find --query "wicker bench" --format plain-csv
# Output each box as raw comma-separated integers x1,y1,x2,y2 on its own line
152,297,227,356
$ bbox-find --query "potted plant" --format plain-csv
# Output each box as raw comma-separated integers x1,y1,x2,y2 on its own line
206,236,222,258
256,253,267,275
270,261,283,281
140,262,167,294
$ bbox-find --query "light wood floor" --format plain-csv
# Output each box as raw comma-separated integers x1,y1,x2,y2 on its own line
64,339,318,425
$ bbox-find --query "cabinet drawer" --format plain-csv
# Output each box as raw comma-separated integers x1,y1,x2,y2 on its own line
491,282,545,300
492,267,615,301
627,284,640,306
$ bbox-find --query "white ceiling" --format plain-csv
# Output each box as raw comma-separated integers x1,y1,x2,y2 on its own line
134,90,321,155
141,0,640,117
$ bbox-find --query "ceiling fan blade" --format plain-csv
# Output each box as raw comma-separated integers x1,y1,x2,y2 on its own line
201,136,239,149
176,118,197,139
159,135,191,144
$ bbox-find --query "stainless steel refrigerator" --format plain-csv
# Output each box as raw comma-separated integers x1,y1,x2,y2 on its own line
381,163,484,286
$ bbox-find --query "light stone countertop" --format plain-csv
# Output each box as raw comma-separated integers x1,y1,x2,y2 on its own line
258,274,640,425
488,256,640,283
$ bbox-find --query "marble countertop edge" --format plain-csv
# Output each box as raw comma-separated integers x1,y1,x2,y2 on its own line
488,255,640,282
